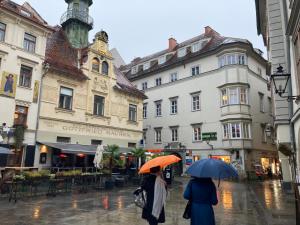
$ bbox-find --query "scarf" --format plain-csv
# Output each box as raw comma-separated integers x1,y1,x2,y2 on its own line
152,176,167,219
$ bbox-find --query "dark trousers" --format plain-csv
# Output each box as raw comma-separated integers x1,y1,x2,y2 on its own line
148,222,158,225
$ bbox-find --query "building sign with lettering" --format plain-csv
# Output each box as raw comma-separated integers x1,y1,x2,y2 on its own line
202,132,217,141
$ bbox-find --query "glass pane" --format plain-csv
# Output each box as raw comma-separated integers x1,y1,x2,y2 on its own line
61,87,73,96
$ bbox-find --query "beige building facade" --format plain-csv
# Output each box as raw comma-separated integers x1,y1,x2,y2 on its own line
0,1,52,168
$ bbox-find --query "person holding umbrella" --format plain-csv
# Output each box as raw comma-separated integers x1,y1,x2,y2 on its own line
141,166,167,225
138,155,181,225
183,158,238,225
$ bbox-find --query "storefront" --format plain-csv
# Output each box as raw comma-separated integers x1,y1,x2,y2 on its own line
210,155,231,164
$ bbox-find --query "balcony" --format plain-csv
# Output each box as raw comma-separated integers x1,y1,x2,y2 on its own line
60,9,94,29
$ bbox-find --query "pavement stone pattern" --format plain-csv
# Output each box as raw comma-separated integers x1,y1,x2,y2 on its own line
0,179,295,225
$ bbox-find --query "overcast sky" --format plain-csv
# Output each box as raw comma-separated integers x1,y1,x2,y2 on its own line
14,0,265,63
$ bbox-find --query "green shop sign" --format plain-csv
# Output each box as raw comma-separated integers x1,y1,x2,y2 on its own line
202,132,217,141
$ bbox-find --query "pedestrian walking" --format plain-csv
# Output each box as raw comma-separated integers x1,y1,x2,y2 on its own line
141,166,167,225
183,177,218,225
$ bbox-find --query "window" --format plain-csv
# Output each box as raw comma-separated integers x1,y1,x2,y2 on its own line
191,93,200,111
155,128,162,143
268,97,272,114
94,95,105,116
155,101,162,117
238,54,246,65
219,55,225,68
170,73,178,82
129,104,137,122
19,65,32,88
158,56,166,64
243,123,251,139
227,54,236,65
262,126,267,143
171,127,178,142
143,62,150,70
23,33,36,53
142,82,148,91
178,48,186,57
14,105,28,126
223,124,230,139
92,58,100,72
59,87,73,110
128,143,136,148
143,129,147,144
221,89,228,105
240,87,248,104
193,125,201,141
91,140,102,145
102,61,109,75
231,123,241,139
155,77,162,86
229,88,238,104
223,122,251,139
218,54,247,68
143,103,147,119
257,67,262,76
57,136,71,143
170,98,178,114
192,42,201,52
191,66,200,76
259,93,264,112
0,22,6,42
221,87,248,106
131,66,137,74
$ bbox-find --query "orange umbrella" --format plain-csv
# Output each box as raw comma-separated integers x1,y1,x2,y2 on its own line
139,155,181,174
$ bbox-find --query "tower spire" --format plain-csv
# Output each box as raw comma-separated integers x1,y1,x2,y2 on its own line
60,0,94,48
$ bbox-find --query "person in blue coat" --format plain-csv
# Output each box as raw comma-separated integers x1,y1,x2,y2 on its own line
183,177,218,225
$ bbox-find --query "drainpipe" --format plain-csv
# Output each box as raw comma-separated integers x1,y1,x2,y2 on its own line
34,63,50,159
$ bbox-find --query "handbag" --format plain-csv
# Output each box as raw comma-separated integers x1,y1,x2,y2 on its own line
183,183,192,219
133,187,147,209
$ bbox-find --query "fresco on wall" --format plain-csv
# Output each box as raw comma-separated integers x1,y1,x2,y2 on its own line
33,80,39,103
0,72,17,98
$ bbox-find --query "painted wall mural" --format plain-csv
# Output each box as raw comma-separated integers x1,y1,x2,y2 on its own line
0,72,17,98
33,80,39,103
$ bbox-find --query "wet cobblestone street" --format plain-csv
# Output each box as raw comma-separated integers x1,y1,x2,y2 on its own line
0,178,295,225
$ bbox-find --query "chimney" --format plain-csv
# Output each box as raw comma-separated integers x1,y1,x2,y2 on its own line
168,37,177,51
205,26,213,35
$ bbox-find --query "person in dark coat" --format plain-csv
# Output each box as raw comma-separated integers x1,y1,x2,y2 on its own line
141,166,167,225
183,177,218,225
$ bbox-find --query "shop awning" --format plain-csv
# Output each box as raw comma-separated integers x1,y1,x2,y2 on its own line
39,142,133,155
0,146,14,154
147,149,163,153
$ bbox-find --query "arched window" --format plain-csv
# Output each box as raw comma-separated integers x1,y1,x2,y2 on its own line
92,58,100,72
102,61,109,75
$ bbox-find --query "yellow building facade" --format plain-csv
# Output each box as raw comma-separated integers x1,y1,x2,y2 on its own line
35,30,145,169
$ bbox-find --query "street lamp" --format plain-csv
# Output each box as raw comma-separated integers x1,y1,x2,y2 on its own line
271,65,300,101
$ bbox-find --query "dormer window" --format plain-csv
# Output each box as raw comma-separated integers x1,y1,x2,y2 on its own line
178,48,186,58
192,42,201,53
131,66,137,74
158,56,166,65
20,10,31,17
143,62,150,70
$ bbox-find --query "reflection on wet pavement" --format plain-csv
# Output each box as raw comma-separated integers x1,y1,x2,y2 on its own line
0,179,295,225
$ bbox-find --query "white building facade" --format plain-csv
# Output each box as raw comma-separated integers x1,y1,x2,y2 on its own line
121,27,278,177
0,1,52,168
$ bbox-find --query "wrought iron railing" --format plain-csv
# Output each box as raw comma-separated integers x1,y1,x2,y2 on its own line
60,9,94,28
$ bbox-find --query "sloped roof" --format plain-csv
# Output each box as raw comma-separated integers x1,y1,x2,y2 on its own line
123,28,265,81
45,28,88,80
0,0,53,31
114,66,147,99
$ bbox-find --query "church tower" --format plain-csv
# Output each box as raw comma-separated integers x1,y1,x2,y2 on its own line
60,0,93,48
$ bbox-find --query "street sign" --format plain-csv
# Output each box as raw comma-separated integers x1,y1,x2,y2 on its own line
202,132,217,141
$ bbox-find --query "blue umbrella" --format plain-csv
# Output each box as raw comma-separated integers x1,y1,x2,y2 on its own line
186,158,238,179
